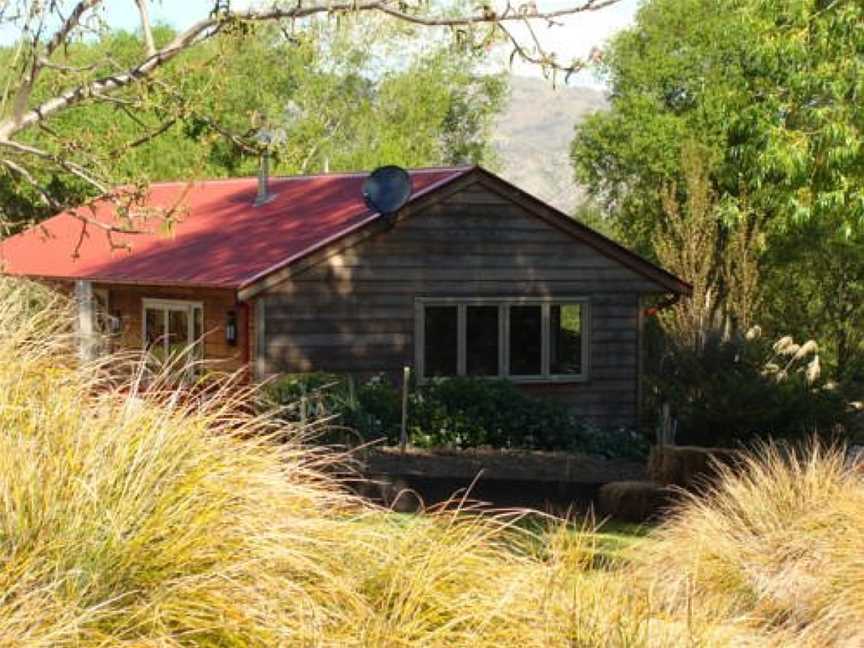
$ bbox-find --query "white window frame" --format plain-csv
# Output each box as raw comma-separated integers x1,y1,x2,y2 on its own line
142,298,205,359
414,297,590,384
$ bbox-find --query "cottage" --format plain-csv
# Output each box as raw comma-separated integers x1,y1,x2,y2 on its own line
0,166,690,427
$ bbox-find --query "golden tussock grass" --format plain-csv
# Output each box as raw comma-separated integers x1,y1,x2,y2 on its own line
640,441,864,647
0,278,861,646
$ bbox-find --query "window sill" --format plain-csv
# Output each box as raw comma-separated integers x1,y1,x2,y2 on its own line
418,374,589,385
509,374,589,384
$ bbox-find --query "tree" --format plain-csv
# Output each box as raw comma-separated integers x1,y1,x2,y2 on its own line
652,143,762,350
572,0,864,242
0,0,618,239
0,21,506,230
761,226,864,379
571,0,748,251
570,0,864,374
653,144,722,351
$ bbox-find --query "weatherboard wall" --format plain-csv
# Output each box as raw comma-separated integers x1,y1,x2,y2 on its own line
256,179,663,427
99,283,250,374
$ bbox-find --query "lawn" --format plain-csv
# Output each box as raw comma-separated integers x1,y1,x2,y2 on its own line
357,511,654,569
591,520,652,562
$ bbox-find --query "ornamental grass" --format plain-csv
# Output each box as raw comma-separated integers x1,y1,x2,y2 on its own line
0,278,860,646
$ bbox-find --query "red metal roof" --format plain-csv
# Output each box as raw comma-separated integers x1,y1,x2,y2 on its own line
0,167,471,289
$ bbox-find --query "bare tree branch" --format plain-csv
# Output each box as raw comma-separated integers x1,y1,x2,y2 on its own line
0,0,619,139
375,0,619,27
9,1,104,127
134,0,156,57
0,138,110,194
45,1,104,60
34,58,100,74
1,157,61,209
123,118,177,150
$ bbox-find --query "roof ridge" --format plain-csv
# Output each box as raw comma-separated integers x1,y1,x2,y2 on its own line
145,165,474,188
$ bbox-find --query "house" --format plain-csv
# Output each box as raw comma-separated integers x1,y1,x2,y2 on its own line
0,166,690,427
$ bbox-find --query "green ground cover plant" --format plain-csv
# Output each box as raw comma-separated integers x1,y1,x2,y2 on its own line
266,373,648,458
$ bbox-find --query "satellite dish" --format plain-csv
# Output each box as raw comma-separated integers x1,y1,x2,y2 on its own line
363,166,412,216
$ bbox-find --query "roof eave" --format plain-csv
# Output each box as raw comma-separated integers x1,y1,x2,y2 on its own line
1,272,241,291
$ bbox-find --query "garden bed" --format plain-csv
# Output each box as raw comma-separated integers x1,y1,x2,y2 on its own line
360,446,646,484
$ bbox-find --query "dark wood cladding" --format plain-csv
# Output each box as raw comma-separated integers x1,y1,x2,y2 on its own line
257,180,665,427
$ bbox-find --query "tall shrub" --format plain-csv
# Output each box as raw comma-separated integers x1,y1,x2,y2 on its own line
647,328,848,446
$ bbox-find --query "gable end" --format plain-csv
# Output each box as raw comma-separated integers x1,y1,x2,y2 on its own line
238,167,691,300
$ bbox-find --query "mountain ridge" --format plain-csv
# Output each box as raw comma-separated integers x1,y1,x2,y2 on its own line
491,76,607,214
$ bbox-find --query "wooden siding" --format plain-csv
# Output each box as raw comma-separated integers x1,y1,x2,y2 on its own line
96,283,248,373
257,180,661,427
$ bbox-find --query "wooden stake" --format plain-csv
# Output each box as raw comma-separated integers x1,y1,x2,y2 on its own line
400,366,410,453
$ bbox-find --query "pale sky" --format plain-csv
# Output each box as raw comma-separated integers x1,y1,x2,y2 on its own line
3,0,639,88
502,0,639,86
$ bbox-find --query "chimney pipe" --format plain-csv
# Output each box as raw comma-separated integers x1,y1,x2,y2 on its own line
255,151,271,206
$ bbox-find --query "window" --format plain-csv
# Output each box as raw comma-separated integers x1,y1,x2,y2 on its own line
142,299,204,365
466,305,499,376
416,298,589,382
509,305,542,375
423,306,458,377
550,304,583,375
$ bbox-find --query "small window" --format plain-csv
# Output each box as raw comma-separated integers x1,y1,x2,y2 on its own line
466,305,499,376
416,299,589,383
91,288,116,354
550,304,583,375
424,305,458,377
144,307,167,351
143,299,204,366
509,305,542,375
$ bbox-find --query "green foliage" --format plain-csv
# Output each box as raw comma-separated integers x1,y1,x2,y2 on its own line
265,373,647,458
572,0,864,242
646,329,850,447
0,17,506,229
760,223,864,380
407,377,570,449
265,372,400,444
571,0,864,381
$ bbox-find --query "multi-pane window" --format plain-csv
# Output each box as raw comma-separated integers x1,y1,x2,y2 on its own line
142,299,204,365
416,299,588,382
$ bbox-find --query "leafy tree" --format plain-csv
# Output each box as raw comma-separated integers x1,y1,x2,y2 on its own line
761,225,864,379
571,0,749,249
572,0,864,241
0,19,506,230
571,0,864,374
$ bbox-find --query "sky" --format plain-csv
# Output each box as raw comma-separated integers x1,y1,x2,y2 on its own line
503,0,640,86
2,0,639,88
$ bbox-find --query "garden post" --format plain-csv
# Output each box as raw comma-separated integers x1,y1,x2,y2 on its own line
400,366,410,453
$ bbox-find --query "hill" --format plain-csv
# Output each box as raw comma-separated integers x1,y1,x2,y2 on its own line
491,76,607,214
